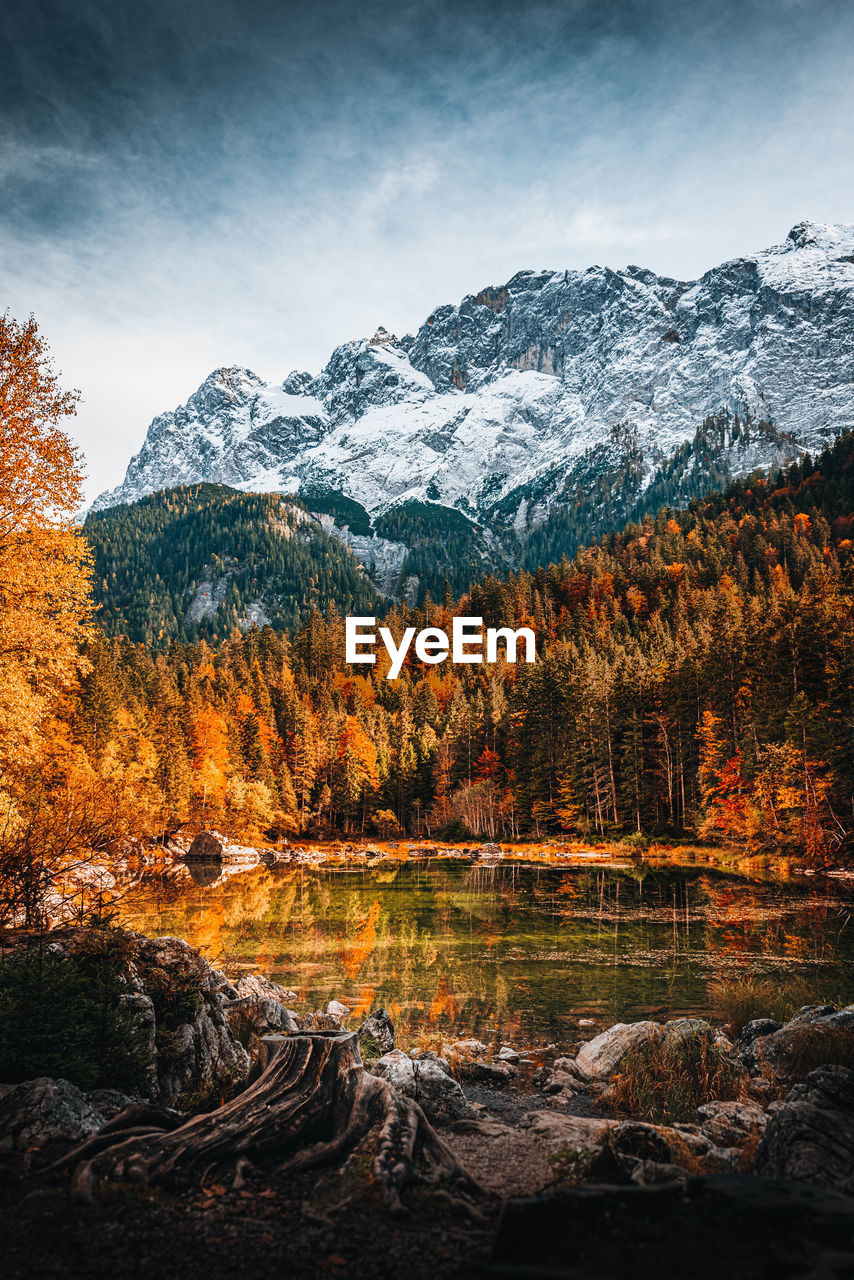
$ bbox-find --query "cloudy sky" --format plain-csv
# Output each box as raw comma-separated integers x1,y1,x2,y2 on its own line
3,0,854,502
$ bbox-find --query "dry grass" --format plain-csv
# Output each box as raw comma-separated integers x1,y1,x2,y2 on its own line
598,1030,747,1125
709,975,830,1037
788,1025,854,1080
411,1027,464,1076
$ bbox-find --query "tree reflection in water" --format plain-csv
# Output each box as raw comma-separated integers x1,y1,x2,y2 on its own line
117,859,854,1047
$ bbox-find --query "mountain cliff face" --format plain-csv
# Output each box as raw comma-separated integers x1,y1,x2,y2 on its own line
94,222,854,597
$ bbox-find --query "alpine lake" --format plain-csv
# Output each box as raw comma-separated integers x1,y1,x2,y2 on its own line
115,846,854,1051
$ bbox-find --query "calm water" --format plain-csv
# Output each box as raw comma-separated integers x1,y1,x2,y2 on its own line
117,859,854,1048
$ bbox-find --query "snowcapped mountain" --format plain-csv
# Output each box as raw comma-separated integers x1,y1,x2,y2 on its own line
94,222,854,595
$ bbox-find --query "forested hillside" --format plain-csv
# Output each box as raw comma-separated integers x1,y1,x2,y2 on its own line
66,430,854,861
84,484,381,644
517,410,797,571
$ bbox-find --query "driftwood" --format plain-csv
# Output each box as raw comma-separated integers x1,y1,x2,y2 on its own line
66,1030,481,1214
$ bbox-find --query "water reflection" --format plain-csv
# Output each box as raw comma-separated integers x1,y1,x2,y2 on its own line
117,860,854,1047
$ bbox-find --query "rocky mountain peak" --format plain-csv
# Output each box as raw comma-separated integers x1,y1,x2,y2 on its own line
94,223,854,557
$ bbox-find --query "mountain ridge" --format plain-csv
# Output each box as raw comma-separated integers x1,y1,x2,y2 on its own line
92,221,854,597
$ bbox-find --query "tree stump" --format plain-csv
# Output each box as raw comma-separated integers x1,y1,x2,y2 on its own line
67,1030,481,1214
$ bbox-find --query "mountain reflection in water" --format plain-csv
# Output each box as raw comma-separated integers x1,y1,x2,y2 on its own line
116,860,854,1047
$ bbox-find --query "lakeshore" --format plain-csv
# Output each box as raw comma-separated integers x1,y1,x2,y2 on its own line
2,919,854,1279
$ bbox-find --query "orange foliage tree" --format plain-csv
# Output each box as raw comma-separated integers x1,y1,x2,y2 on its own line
0,314,93,772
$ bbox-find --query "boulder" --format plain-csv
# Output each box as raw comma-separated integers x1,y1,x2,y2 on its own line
0,1078,120,1154
574,1020,663,1080
412,1056,471,1124
540,1056,594,1099
357,1008,395,1057
133,935,251,1108
375,1049,471,1125
184,831,259,866
697,1100,768,1148
233,973,298,1005
496,1045,520,1062
452,1037,489,1056
326,1000,351,1020
754,1064,854,1193
522,1109,610,1148
661,1017,715,1043
737,1006,854,1081
411,1048,452,1074
375,1049,416,1097
86,1088,142,1123
457,1058,516,1085
221,972,300,1039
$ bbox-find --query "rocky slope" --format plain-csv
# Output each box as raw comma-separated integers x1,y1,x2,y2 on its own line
93,222,854,595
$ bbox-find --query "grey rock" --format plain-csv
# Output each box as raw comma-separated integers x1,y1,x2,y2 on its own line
496,1045,520,1062
375,1049,416,1097
224,996,299,1039
232,972,298,1006
0,1078,109,1153
754,1064,854,1193
133,935,251,1108
410,1057,471,1124
411,1048,452,1074
85,1088,139,1123
457,1058,516,1085
574,1020,663,1080
357,1008,395,1056
375,1049,470,1125
738,1006,854,1081
697,1100,768,1148
661,1017,716,1043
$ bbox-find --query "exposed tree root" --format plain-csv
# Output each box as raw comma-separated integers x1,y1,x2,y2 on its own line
64,1031,481,1214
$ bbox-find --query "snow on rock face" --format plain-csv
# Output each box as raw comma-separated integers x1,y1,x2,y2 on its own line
93,222,854,527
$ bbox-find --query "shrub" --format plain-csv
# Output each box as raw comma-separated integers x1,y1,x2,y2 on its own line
372,809,402,838
434,819,474,842
620,832,650,850
600,1029,746,1125
0,928,153,1091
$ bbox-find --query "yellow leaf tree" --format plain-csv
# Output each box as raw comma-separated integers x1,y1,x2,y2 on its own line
0,314,93,774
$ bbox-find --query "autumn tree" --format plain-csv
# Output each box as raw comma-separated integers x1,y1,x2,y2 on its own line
0,313,93,772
